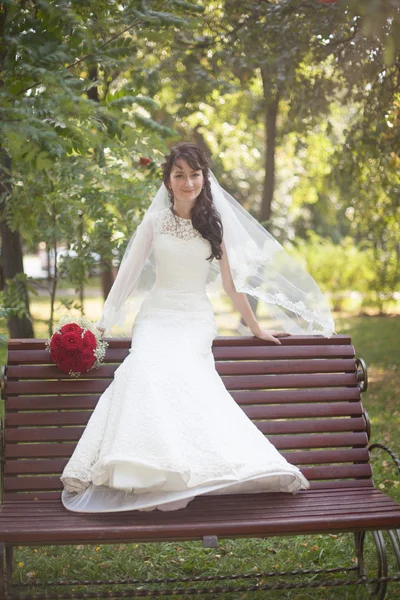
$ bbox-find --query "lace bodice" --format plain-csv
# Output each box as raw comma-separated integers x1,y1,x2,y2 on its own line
96,207,215,334
154,208,203,241
152,209,212,294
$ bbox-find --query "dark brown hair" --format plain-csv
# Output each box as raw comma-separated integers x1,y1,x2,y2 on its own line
162,142,223,260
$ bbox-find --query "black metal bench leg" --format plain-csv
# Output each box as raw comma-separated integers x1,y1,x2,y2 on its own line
5,546,13,592
0,544,5,599
387,529,400,570
355,532,367,579
356,531,388,600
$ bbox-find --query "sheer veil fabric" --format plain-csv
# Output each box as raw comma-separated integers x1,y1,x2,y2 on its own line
96,170,335,337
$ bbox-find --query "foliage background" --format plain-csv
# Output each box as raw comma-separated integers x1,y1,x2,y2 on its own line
0,0,399,338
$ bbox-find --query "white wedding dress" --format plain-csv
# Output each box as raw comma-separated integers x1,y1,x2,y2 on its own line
61,208,309,513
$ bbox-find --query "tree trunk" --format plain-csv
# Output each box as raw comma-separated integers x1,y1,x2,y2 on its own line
0,150,34,338
260,68,280,224
100,257,114,299
87,65,114,300
239,71,280,327
0,6,33,337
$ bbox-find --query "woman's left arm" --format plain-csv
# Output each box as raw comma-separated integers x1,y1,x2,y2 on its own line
218,240,289,345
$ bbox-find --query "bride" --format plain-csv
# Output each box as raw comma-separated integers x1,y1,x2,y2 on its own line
60,142,335,513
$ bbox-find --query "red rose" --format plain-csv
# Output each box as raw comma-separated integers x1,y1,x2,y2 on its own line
60,332,83,351
49,346,64,363
56,358,72,374
80,349,96,370
139,157,151,166
60,323,82,334
50,334,63,352
83,330,97,350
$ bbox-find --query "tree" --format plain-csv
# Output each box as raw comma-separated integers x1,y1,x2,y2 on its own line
145,1,348,223
328,0,400,312
0,0,203,336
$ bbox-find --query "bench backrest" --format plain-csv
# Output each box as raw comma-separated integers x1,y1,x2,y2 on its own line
1,335,371,502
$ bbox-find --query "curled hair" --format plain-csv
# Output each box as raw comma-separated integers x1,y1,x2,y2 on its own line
162,142,223,260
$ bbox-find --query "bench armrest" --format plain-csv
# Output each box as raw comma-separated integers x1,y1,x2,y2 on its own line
369,442,400,476
356,357,368,392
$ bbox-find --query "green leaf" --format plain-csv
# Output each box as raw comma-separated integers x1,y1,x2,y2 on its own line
36,151,54,171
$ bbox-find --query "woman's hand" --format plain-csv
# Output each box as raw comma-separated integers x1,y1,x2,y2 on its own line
251,327,291,345
97,327,105,336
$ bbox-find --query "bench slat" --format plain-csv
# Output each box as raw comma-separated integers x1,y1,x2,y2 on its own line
7,395,107,411
5,402,364,428
1,478,375,501
301,464,372,480
6,427,87,442
297,479,374,490
4,417,367,444
3,462,373,492
7,349,127,364
6,424,365,448
218,359,356,375
223,373,358,389
259,417,366,435
245,402,362,419
231,388,361,404
7,335,354,351
4,449,371,476
4,434,369,459
7,380,109,395
6,359,357,380
268,432,369,449
6,372,359,396
284,448,370,464
7,344,356,365
214,346,356,360
5,387,362,411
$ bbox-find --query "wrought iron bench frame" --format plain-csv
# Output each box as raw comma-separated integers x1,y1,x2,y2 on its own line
0,335,399,599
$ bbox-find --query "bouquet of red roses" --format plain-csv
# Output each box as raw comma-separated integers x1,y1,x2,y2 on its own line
46,316,108,377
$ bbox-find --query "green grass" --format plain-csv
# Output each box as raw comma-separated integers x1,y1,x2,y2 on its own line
1,302,400,599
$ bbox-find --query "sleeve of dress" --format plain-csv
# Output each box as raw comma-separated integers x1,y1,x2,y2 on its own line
95,214,154,335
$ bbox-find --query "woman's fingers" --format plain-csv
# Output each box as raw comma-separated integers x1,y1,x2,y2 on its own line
253,329,291,344
261,332,281,345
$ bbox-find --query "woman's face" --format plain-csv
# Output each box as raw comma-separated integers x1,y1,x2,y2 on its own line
169,159,204,205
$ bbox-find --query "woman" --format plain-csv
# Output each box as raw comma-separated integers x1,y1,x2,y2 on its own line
61,142,335,513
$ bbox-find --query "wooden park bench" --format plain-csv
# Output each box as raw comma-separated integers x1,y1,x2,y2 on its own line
1,335,400,599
